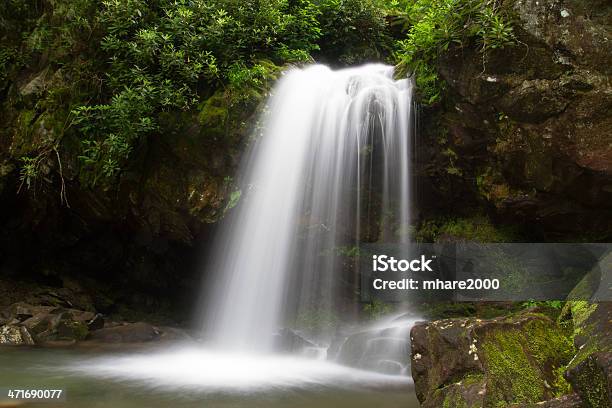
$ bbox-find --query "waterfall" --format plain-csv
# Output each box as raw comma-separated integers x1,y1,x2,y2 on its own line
203,64,414,352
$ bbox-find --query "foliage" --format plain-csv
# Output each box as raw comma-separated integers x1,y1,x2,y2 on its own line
73,89,156,184
3,0,515,189
67,0,322,186
18,156,42,191
316,0,393,64
394,0,515,103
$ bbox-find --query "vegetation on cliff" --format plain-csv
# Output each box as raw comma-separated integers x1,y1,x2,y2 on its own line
1,0,515,191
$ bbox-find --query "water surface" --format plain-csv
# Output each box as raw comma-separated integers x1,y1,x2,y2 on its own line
0,346,419,408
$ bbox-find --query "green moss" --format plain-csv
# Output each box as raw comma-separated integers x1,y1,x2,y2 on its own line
433,374,485,408
552,365,572,397
462,373,485,386
480,316,576,405
481,329,545,405
572,355,608,408
199,93,229,139
523,319,574,367
13,110,37,154
570,301,597,332
362,299,393,320
71,322,89,341
291,309,339,333
523,319,575,396
443,389,469,408
416,215,518,243
476,166,510,203
56,320,89,341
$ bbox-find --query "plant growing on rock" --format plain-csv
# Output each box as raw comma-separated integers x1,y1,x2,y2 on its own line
394,0,516,103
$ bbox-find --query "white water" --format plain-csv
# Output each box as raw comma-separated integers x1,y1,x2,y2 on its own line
334,313,421,375
67,347,412,392
62,65,416,399
204,64,414,351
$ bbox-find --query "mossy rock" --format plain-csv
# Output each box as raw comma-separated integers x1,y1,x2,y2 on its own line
199,92,229,140
56,318,89,341
566,352,611,408
411,312,576,407
427,374,486,408
480,317,574,405
562,301,612,407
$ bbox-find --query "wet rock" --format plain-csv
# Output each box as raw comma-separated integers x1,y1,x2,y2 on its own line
273,328,316,353
411,313,575,407
156,326,193,342
334,325,411,374
87,322,161,343
0,325,34,345
19,69,49,96
0,302,192,346
21,308,93,343
87,313,104,331
0,303,94,344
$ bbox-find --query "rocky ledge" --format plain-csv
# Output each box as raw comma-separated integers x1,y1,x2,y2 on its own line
0,302,190,346
411,302,611,407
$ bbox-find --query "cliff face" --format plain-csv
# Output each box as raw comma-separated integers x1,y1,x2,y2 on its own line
410,2,612,406
417,0,612,240
0,63,265,323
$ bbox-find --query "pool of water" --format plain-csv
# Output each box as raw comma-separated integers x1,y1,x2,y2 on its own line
0,345,419,408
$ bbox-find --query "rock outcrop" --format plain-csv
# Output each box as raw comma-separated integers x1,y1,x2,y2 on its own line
564,301,612,407
0,302,190,346
418,0,612,240
411,312,577,407
411,300,612,407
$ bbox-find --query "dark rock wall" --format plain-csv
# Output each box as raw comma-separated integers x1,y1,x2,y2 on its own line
416,0,612,240
0,70,256,324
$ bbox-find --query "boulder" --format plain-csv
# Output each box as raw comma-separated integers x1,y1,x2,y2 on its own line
20,307,93,343
411,313,575,407
0,302,93,344
86,313,105,331
87,322,161,343
0,325,34,345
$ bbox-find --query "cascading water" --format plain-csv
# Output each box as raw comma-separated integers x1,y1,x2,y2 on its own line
65,66,419,404
204,64,414,352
